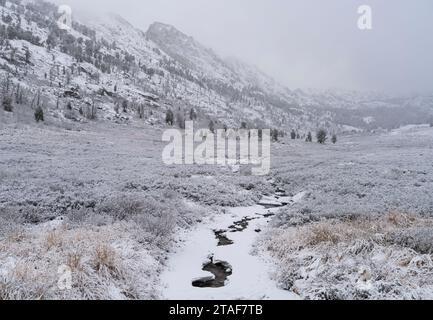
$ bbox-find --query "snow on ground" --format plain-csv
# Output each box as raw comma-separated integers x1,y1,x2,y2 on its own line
161,206,296,300
264,126,433,299
390,124,431,135
162,194,305,300
1,114,433,300
0,120,271,299
262,212,433,300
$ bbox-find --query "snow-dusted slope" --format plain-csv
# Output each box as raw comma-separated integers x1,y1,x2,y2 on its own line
0,0,432,133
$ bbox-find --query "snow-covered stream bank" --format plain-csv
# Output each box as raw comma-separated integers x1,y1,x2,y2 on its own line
161,192,305,300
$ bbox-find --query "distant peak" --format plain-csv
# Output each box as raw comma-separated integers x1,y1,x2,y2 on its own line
149,21,175,30
146,21,190,39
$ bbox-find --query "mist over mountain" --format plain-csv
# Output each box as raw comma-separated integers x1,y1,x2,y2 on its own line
0,0,432,133
2,0,433,302
50,0,433,96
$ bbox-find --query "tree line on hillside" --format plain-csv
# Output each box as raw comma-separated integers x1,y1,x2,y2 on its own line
164,108,338,144
0,0,316,126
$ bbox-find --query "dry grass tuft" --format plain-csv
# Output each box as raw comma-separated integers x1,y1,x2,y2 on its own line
386,211,415,227
93,244,118,273
264,211,433,300
67,252,83,271
45,231,63,250
306,224,340,246
7,231,26,244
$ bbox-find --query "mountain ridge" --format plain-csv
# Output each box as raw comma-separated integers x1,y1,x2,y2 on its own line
0,0,432,133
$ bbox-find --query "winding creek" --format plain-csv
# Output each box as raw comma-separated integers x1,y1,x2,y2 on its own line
161,190,305,300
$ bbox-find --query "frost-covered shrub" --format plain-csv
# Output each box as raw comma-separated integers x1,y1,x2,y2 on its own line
22,207,49,224
34,106,44,122
0,210,24,240
387,228,433,254
99,196,146,221
97,191,197,246
165,109,174,125
0,277,47,300
271,208,319,227
123,172,260,207
262,213,433,300
134,210,175,239
316,129,327,144
2,96,13,112
332,134,337,144
0,222,164,300
271,129,433,221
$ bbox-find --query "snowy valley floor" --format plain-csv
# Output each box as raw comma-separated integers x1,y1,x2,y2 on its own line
161,202,303,300
0,118,270,299
1,117,433,300
265,124,433,299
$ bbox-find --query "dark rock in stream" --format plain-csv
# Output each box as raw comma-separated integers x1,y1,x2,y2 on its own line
228,216,258,233
214,230,234,246
261,204,283,209
192,256,233,288
262,212,275,218
192,192,291,290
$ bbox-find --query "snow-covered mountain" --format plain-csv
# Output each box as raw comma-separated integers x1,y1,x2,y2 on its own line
0,0,432,133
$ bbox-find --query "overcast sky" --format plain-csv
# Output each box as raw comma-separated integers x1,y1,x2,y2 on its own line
51,0,433,95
